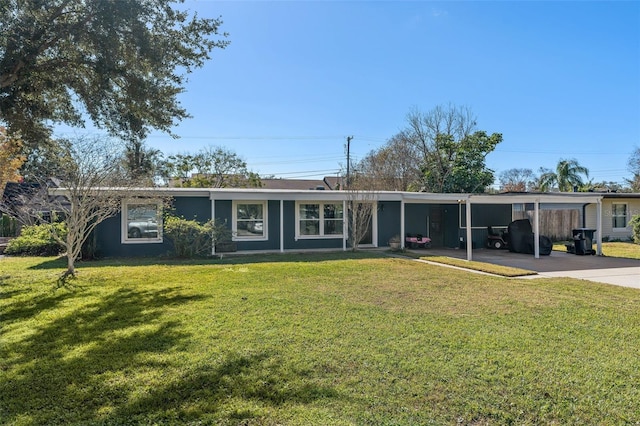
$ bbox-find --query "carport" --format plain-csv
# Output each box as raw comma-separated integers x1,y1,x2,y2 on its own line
399,192,604,261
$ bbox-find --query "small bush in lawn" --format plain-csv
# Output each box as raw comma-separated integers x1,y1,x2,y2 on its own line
5,223,67,256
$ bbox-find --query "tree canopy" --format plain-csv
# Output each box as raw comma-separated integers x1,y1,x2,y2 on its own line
0,0,229,146
538,159,589,192
163,146,261,188
403,105,501,193
354,133,422,191
498,168,536,192
0,126,25,194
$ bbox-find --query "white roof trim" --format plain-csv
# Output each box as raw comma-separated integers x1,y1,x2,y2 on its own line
49,187,606,204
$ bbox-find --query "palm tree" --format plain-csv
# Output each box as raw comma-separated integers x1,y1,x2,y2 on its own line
538,159,589,192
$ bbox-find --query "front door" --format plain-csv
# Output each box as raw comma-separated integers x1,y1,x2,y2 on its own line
428,207,445,247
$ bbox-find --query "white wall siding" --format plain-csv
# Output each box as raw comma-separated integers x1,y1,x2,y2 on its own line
586,199,640,240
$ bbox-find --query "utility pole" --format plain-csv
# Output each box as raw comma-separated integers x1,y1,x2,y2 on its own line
346,135,353,190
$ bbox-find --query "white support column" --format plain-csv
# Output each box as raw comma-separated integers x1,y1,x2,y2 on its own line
280,199,284,253
596,198,603,256
210,196,216,256
400,199,405,249
466,198,472,261
343,200,347,251
534,199,540,259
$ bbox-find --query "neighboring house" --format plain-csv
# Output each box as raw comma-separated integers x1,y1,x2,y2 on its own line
258,176,344,190
74,188,612,260
585,193,640,241
1,178,68,225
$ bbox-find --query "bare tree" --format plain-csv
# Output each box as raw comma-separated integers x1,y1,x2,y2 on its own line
402,104,501,193
44,138,147,282
498,168,536,192
356,133,422,191
345,173,379,251
406,104,477,161
627,147,640,191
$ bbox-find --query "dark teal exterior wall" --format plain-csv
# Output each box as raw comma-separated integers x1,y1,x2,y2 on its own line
282,200,344,250
95,196,212,257
404,203,460,248
213,199,277,251
92,194,516,257
377,201,401,245
405,204,431,237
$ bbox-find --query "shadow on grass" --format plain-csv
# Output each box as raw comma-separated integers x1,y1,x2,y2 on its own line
109,351,340,424
26,250,390,270
0,289,76,328
1,285,340,424
1,287,203,424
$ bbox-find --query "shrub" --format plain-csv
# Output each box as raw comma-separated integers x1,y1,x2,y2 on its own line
631,214,640,244
164,216,232,257
5,223,67,256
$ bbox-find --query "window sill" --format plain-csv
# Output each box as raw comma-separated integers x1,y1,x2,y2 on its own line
122,238,164,244
296,235,344,240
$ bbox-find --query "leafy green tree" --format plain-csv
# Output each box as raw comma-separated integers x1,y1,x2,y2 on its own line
19,137,74,182
0,0,228,146
538,159,589,192
404,105,501,193
164,146,261,188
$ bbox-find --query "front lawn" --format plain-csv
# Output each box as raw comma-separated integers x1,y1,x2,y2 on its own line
2,253,640,425
553,241,640,259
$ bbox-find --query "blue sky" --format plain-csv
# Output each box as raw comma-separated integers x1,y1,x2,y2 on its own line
58,1,640,186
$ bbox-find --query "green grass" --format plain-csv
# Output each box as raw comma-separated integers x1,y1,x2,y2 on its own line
419,255,537,277
553,241,640,259
2,253,640,425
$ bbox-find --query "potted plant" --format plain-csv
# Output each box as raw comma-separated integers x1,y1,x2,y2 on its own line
388,234,402,251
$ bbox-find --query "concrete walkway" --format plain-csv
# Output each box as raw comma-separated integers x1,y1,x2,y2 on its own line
417,248,640,289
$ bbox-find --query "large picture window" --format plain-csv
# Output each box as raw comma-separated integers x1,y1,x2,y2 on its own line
612,203,628,229
122,201,163,244
234,201,267,240
297,202,344,238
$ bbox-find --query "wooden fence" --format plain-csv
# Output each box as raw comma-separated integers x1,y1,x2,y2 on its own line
513,209,581,241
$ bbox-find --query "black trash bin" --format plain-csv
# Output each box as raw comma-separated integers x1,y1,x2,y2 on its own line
572,228,596,255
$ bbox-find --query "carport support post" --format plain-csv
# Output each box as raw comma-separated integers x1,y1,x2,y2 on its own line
400,199,405,249
210,196,216,256
280,199,284,253
466,198,472,261
343,200,347,251
596,198,603,255
534,199,540,259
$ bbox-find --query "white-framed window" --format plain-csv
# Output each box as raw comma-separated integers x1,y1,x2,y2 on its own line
612,203,628,229
122,200,163,244
233,201,267,240
296,201,344,238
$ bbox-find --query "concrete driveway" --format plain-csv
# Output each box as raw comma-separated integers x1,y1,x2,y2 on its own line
421,248,640,289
